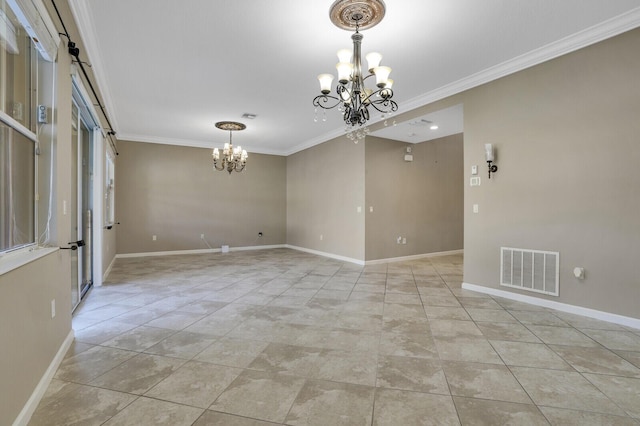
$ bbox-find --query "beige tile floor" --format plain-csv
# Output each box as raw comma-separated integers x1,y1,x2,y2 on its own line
29,249,640,425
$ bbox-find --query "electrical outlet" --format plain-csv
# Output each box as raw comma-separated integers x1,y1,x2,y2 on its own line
320,234,323,241
258,232,263,237
402,237,407,244
152,235,157,241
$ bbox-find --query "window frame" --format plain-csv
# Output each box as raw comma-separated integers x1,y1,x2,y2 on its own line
0,110,38,255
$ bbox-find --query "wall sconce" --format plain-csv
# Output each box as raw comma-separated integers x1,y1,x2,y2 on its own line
484,143,498,179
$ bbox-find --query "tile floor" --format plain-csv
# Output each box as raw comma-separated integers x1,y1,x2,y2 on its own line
29,248,640,425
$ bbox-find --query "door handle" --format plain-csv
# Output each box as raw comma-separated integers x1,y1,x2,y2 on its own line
72,239,86,247
60,239,85,250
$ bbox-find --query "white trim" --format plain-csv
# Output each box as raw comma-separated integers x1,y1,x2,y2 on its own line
0,111,38,142
116,132,286,157
91,130,104,287
65,4,640,156
12,330,74,426
288,7,640,156
365,249,464,265
398,7,640,116
113,246,462,268
115,244,287,259
67,0,119,132
6,0,60,62
103,252,116,282
284,128,347,156
0,247,57,276
229,244,285,252
284,245,365,266
462,282,640,330
71,68,101,129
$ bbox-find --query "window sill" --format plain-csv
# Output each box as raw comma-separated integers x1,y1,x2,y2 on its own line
0,247,59,276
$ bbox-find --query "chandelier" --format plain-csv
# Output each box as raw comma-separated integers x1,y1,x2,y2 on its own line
212,121,248,174
313,0,397,134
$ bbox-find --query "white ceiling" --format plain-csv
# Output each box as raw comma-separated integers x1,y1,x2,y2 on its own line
69,1,640,155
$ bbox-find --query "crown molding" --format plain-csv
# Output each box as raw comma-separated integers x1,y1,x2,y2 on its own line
399,6,640,114
67,4,640,156
68,0,120,132
117,132,286,156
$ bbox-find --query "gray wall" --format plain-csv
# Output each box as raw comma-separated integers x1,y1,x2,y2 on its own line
116,141,286,254
459,27,640,318
365,134,464,261
0,252,72,426
286,136,365,260
1,17,75,423
1,0,122,421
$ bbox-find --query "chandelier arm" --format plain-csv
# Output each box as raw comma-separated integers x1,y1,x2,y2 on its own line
213,160,226,172
370,99,398,114
367,98,398,114
313,94,342,110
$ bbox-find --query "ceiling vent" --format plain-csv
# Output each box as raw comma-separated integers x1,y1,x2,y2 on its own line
241,113,257,119
408,118,433,126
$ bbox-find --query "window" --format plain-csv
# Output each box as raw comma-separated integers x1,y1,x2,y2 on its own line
0,0,39,254
0,1,35,132
105,150,115,227
0,121,35,251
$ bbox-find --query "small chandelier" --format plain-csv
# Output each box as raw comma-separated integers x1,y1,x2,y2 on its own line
212,121,248,174
313,0,398,131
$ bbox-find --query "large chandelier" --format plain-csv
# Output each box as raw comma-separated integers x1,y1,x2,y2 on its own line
212,121,248,174
313,0,397,134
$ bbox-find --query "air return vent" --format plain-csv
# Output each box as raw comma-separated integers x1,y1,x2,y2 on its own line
501,247,559,296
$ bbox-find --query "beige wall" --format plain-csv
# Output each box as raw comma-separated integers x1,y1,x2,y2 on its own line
286,136,365,261
0,0,121,421
1,31,75,425
458,28,640,318
0,252,72,426
365,134,464,261
116,141,286,253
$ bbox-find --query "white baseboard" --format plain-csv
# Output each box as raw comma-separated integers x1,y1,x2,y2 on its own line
365,249,464,265
117,245,463,268
13,330,74,426
116,244,287,259
229,244,286,252
102,255,117,284
285,245,365,266
462,282,640,330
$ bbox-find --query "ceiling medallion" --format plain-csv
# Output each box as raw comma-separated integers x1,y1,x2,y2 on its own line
215,121,246,132
329,0,386,31
212,121,248,174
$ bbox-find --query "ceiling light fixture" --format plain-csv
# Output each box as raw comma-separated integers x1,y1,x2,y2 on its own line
313,0,397,140
212,121,248,174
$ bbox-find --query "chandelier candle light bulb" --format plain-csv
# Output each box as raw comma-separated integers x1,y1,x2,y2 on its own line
365,52,382,72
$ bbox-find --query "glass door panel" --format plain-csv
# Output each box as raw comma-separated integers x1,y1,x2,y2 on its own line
70,103,80,310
